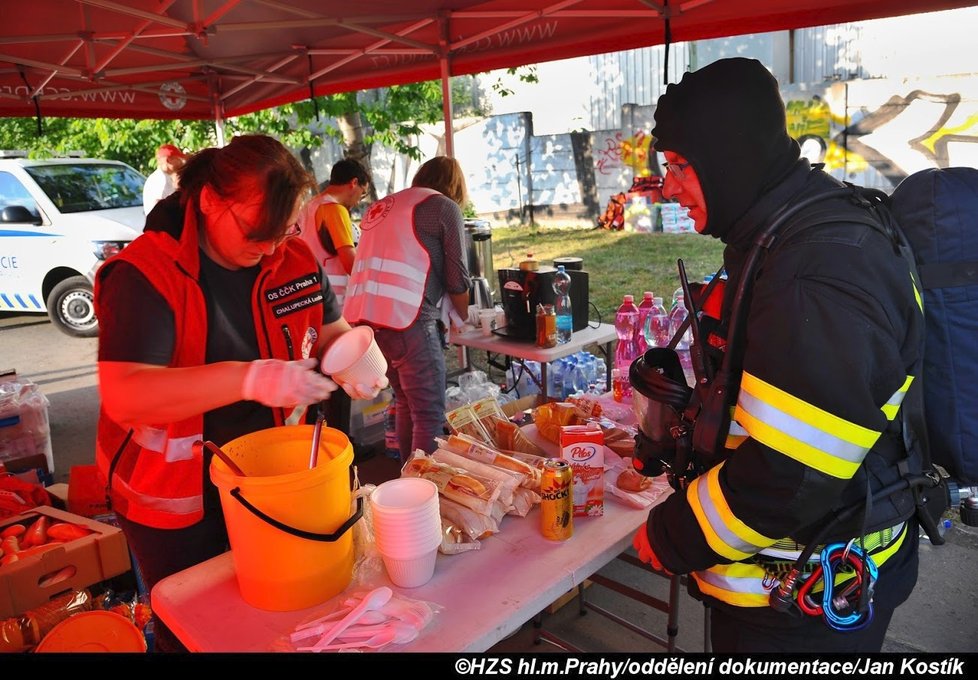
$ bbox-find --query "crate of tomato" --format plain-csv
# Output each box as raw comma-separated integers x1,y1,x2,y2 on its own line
0,507,130,618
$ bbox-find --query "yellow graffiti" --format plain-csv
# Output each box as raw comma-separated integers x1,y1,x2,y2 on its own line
823,141,868,173
620,132,652,173
919,112,978,154
786,98,832,138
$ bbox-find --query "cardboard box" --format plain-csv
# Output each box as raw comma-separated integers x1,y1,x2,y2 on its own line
67,465,110,518
502,394,540,419
0,506,131,618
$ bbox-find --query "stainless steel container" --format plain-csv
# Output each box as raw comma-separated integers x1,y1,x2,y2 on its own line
464,219,495,303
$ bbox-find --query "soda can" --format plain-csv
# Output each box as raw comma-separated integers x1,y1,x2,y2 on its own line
540,458,573,541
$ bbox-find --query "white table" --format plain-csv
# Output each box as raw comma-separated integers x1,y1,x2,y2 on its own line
450,322,617,400
152,493,663,652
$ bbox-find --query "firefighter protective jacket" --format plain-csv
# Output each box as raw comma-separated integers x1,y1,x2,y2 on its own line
644,162,925,607
94,199,326,529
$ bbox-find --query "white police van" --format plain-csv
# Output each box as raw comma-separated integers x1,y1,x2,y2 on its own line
0,151,145,337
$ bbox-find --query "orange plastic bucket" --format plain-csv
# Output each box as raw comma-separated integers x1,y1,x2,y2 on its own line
210,425,361,612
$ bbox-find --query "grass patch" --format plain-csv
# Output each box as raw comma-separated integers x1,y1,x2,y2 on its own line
489,226,726,323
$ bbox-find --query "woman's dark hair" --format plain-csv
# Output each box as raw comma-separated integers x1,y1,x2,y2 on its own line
178,134,316,241
411,156,468,207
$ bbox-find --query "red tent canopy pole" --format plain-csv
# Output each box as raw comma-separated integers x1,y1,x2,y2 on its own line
440,14,455,158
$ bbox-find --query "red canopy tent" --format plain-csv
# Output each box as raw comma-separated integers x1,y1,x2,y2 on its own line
2,0,975,152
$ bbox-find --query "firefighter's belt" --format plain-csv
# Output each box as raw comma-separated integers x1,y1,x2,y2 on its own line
755,522,906,572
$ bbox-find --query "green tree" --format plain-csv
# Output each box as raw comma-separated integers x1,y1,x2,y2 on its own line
0,66,538,183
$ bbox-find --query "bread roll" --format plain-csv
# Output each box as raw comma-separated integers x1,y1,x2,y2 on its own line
616,467,653,493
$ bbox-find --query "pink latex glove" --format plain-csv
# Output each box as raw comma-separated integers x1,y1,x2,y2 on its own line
242,358,338,408
633,525,672,576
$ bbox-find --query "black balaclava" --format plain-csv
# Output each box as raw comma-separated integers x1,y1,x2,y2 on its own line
652,58,800,241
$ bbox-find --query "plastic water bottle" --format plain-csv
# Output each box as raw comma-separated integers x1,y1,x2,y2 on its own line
671,287,684,310
553,265,573,344
646,296,670,348
550,359,565,398
636,291,654,354
669,292,694,382
563,356,588,398
593,358,608,391
614,294,640,400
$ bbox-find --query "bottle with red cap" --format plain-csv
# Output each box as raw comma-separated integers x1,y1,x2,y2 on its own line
614,294,640,400
636,291,654,354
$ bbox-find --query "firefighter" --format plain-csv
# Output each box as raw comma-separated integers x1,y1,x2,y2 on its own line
633,58,925,652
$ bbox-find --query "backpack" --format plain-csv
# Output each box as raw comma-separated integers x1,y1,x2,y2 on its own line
889,167,978,487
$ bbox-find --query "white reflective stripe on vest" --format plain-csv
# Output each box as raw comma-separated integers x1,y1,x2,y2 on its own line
322,256,348,305
881,375,913,421
109,470,203,515
735,371,880,479
132,426,200,462
688,462,776,561
343,187,436,330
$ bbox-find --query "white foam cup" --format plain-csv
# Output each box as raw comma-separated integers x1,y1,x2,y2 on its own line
381,548,438,588
478,309,495,336
321,326,388,390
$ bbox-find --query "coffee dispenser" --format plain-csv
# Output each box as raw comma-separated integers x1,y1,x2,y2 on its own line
498,264,591,341
497,266,557,340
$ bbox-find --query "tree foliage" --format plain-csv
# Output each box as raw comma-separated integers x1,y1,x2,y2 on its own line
0,67,537,179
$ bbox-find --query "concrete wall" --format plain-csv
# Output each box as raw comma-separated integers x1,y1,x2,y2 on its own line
309,73,978,226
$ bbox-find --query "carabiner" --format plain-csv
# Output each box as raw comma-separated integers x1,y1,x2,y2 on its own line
819,542,879,631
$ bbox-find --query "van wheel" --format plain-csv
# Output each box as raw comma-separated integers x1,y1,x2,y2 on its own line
47,276,98,337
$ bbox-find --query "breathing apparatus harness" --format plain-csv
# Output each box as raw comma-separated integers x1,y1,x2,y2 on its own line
629,181,949,631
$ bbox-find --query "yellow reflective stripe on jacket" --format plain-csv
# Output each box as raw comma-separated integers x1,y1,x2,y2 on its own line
725,408,748,449
691,563,772,607
693,524,908,608
734,372,880,479
910,271,923,313
688,463,776,561
881,376,914,421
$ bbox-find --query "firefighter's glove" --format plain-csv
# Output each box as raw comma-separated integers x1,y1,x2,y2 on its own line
633,525,672,576
340,375,390,401
242,358,339,408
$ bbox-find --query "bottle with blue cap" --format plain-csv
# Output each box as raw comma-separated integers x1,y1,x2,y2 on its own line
553,265,573,344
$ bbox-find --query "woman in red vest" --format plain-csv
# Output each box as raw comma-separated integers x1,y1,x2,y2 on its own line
94,134,385,651
344,157,471,461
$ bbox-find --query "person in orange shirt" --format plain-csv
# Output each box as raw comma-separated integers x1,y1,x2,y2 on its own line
299,159,371,306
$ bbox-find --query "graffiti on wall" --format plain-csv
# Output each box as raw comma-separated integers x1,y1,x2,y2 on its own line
594,130,653,176
785,78,978,190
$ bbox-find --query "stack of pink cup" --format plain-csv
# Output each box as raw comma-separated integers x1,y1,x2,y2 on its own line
369,478,442,588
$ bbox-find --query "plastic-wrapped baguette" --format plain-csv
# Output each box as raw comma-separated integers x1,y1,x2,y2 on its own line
438,433,542,489
401,452,501,515
433,447,529,516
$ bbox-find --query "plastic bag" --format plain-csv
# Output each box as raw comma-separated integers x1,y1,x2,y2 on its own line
0,377,53,472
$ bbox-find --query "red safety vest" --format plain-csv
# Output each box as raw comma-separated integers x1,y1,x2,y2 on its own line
300,193,350,305
343,187,436,330
94,204,326,529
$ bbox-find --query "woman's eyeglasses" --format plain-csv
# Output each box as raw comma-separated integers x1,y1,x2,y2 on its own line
225,205,300,245
663,161,692,182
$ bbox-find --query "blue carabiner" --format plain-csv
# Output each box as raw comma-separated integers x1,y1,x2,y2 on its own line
819,542,879,631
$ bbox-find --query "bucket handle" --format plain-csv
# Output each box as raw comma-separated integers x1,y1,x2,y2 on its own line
229,489,363,543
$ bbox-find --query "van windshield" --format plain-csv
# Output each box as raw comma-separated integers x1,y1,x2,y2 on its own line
24,164,145,213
